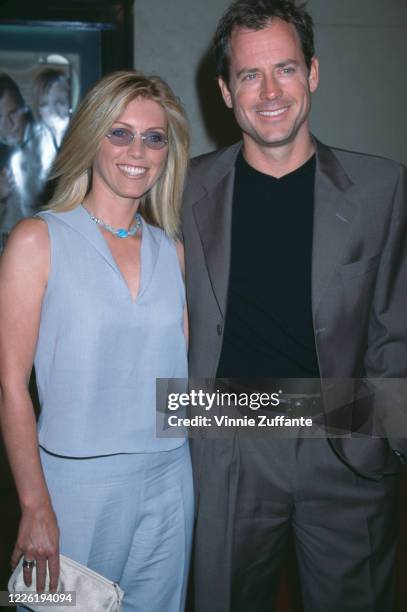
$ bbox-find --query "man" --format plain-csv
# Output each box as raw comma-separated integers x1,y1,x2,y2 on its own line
0,73,52,228
182,1,407,611
0,74,28,146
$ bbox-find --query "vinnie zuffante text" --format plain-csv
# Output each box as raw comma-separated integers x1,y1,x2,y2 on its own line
166,389,314,429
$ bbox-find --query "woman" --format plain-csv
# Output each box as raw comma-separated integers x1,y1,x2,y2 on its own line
0,71,193,612
32,68,71,148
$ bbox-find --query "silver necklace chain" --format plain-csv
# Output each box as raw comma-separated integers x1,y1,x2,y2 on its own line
82,204,142,238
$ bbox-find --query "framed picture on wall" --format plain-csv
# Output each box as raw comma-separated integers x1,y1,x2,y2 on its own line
0,0,134,249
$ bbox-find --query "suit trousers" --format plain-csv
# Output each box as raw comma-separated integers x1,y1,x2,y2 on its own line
191,434,399,612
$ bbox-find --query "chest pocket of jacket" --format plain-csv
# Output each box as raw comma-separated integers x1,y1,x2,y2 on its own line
340,253,381,281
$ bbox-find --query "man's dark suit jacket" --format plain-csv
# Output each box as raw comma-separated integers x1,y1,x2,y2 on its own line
182,139,407,479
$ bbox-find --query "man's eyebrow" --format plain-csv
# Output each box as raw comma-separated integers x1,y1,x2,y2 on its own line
236,67,260,79
274,59,300,68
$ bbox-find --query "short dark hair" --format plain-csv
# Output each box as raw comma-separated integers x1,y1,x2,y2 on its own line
0,73,25,107
214,0,315,84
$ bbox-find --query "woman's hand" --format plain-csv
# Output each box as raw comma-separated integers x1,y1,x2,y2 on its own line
11,504,60,592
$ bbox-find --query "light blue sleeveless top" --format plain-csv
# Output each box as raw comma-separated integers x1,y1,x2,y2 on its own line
34,207,187,456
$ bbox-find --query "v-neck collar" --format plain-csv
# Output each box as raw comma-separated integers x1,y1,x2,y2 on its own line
44,206,162,303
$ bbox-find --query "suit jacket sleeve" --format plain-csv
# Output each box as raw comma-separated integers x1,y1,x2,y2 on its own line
364,164,407,458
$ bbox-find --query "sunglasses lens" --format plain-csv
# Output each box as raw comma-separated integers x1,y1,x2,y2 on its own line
143,131,168,149
107,128,133,146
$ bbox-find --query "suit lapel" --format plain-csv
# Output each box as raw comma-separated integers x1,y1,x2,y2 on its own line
192,144,241,318
191,140,357,321
312,141,357,314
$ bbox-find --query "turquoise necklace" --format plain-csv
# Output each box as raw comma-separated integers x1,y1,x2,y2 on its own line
82,204,142,238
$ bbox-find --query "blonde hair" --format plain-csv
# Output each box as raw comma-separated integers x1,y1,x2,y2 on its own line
47,70,189,237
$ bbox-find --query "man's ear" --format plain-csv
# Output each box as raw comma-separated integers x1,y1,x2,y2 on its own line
218,76,233,109
308,56,319,93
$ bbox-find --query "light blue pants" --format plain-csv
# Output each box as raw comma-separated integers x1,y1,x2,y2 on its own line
36,443,194,612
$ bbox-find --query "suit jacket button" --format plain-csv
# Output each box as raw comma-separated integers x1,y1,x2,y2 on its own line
217,324,223,336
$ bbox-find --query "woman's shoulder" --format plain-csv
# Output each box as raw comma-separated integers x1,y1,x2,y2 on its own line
6,217,49,251
0,217,50,279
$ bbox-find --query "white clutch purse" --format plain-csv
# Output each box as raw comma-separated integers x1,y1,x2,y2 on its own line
8,554,124,611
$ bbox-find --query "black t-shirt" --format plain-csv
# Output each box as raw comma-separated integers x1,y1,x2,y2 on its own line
216,151,320,379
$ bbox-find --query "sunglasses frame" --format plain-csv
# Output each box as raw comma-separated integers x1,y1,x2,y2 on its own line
106,127,168,150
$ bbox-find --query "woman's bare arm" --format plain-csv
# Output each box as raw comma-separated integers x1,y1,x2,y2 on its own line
175,240,189,346
0,218,60,591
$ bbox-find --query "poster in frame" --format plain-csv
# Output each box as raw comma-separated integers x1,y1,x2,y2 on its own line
0,0,134,250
